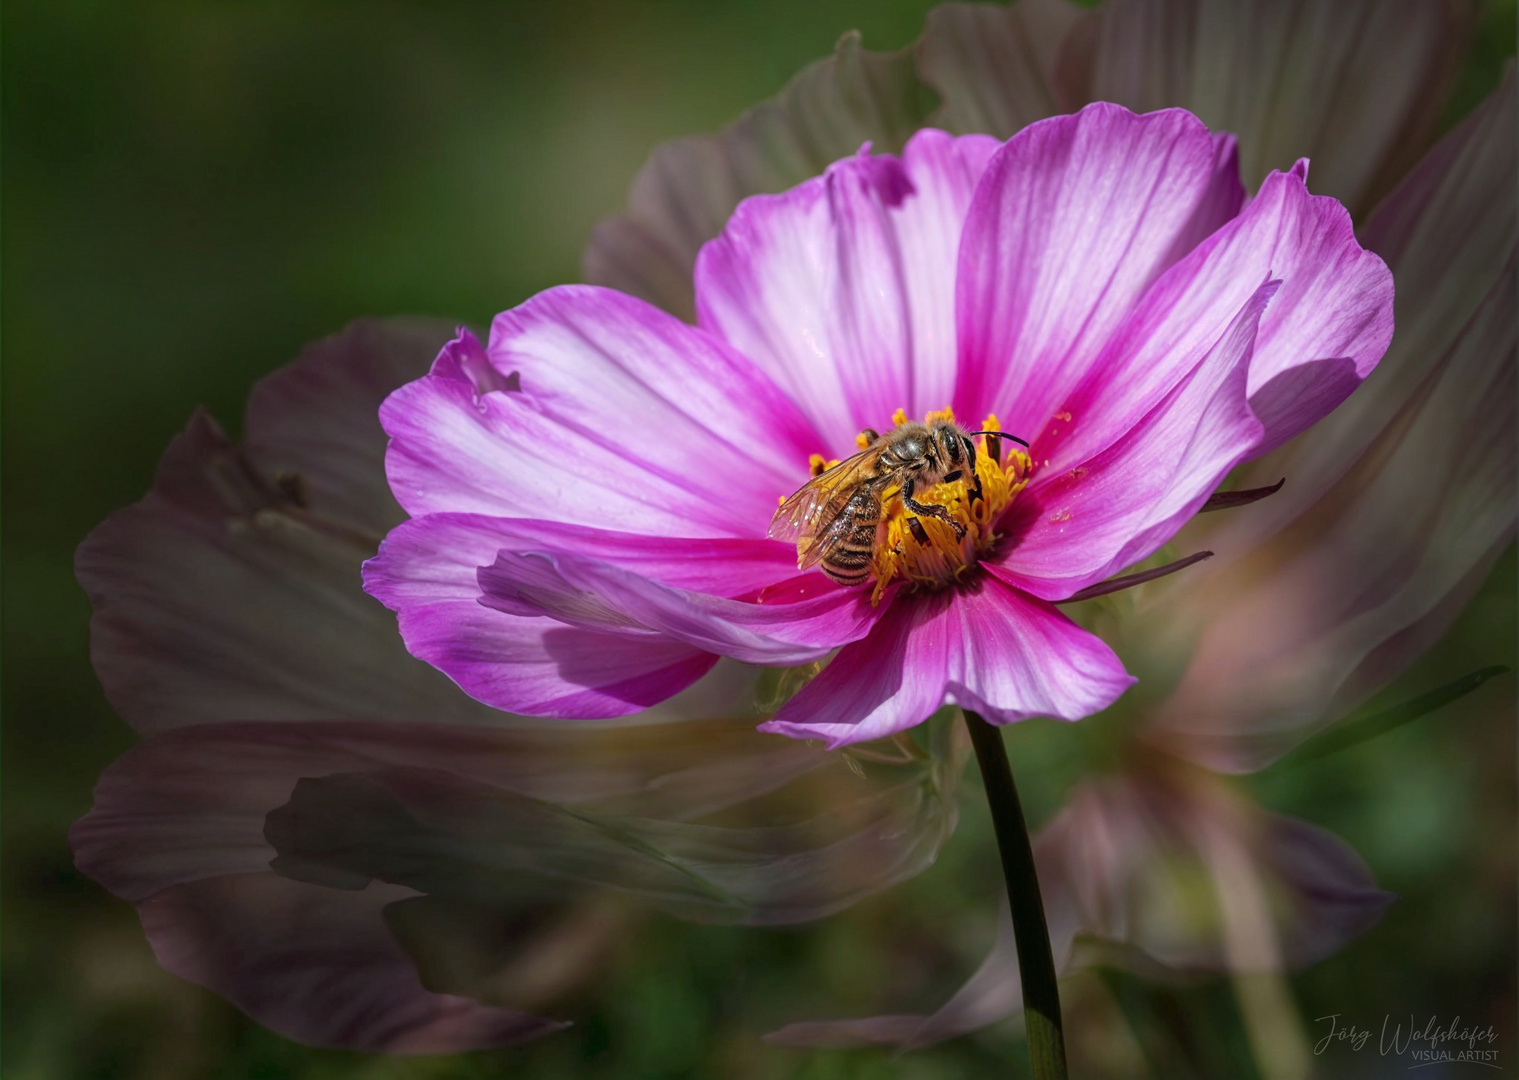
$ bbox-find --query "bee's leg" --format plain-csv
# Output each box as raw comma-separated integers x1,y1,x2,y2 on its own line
901,477,966,540
858,427,880,447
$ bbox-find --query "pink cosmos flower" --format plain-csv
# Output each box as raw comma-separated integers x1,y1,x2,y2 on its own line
366,102,1393,746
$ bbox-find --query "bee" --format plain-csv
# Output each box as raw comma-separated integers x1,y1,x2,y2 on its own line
769,420,1029,587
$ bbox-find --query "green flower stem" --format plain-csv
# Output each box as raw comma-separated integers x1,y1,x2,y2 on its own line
964,709,1068,1080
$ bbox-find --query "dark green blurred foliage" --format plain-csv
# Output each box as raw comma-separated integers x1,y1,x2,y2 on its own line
3,2,1515,1078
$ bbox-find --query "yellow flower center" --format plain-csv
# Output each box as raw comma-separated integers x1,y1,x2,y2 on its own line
871,408,1030,602
801,407,1032,604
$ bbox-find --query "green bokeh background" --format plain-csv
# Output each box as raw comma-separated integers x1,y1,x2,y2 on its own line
4,2,1516,1078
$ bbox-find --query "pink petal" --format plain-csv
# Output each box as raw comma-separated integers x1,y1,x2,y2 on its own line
366,513,804,605
1004,156,1391,497
1151,165,1394,456
762,575,1132,747
696,130,1000,449
954,102,1245,433
381,287,820,537
362,513,729,718
476,546,883,667
583,32,934,321
81,362,758,732
994,280,1272,599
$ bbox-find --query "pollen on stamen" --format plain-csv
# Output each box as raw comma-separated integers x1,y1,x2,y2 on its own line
869,409,1031,605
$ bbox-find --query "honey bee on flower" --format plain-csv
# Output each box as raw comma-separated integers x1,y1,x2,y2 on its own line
770,409,1030,602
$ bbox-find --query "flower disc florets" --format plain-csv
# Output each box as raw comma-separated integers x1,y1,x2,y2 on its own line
863,408,1030,603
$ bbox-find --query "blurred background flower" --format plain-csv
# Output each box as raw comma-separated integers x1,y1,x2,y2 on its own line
68,319,968,1053
4,1,1515,1078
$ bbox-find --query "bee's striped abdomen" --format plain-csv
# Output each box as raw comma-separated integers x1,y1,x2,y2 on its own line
820,487,881,587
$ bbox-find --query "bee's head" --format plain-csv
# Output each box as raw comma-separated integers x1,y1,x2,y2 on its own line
930,422,966,466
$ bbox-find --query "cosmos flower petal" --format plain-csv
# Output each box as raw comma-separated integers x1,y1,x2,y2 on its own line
366,513,805,604
1134,165,1393,458
994,279,1272,599
389,600,716,720
583,32,935,321
943,575,1136,724
367,511,878,684
696,129,1000,448
476,546,883,667
758,597,951,748
762,575,1132,747
1014,158,1391,495
954,102,1244,433
381,286,821,536
361,512,755,718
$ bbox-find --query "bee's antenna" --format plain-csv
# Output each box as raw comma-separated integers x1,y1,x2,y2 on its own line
965,430,1030,447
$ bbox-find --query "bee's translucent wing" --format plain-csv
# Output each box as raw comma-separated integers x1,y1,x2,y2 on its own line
769,449,881,568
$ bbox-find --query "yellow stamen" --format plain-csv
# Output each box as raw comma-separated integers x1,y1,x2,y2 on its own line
868,410,1031,604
